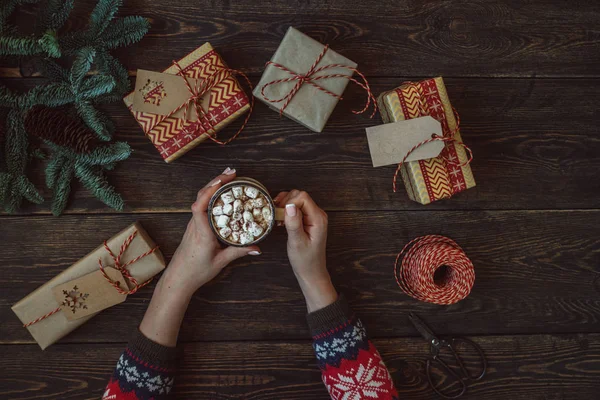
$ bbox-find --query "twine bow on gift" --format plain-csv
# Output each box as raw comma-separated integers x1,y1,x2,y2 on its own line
22,230,158,327
260,44,377,118
149,61,254,146
392,82,474,193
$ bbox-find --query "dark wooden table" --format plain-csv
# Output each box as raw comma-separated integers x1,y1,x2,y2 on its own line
2,1,600,399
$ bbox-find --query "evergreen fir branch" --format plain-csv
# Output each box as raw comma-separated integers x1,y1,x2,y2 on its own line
58,30,90,55
50,162,73,215
45,153,66,187
28,82,74,107
74,162,124,211
70,47,95,88
96,51,130,96
103,16,149,49
17,174,44,204
76,101,113,141
89,0,122,36
0,31,60,57
80,141,131,165
0,172,9,204
80,74,115,99
0,84,19,108
41,0,74,31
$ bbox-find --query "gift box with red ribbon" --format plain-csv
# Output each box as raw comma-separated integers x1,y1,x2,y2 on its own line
377,77,476,205
123,43,252,163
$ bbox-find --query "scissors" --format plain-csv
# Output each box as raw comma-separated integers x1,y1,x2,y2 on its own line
409,313,487,399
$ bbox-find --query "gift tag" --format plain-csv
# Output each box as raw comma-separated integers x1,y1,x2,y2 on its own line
365,116,445,167
52,267,128,321
132,70,211,121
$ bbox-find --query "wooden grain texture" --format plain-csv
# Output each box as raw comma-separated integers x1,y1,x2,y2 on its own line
2,0,599,77
2,210,599,344
1,334,599,399
1,77,598,215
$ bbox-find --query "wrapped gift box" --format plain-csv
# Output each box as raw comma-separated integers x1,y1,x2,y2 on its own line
377,77,476,204
124,43,251,162
253,27,357,133
12,222,165,349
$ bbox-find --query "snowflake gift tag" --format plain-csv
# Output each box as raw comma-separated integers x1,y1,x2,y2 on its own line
52,267,128,321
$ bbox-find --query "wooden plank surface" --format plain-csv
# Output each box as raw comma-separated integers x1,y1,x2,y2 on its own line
2,210,599,344
1,77,599,214
1,334,599,399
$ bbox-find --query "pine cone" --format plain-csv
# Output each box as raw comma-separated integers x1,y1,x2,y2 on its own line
25,106,96,153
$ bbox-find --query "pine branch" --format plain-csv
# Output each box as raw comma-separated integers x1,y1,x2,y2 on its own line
80,74,116,99
96,51,130,96
80,141,131,165
70,47,95,88
103,16,149,49
0,31,60,57
89,0,122,36
41,0,74,31
37,58,70,82
50,162,73,215
45,153,66,187
75,162,124,211
76,101,113,141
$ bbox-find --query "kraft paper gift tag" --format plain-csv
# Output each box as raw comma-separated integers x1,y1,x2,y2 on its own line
365,116,445,167
132,69,211,121
11,222,166,350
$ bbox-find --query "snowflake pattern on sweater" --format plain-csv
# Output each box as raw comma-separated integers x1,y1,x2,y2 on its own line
314,317,399,400
103,348,175,400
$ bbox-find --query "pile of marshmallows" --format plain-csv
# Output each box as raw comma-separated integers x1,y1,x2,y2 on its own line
212,185,273,245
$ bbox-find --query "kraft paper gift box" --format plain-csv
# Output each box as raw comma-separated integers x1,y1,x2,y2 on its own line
12,222,165,350
253,26,357,133
377,77,476,205
123,42,251,163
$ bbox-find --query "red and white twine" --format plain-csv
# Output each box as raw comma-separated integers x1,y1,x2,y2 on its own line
23,230,158,327
394,235,475,305
261,44,377,118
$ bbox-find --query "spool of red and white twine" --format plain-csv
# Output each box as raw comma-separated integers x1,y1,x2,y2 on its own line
394,235,475,305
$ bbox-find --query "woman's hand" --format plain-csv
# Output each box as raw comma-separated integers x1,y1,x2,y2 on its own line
164,168,261,298
274,190,337,312
140,168,260,346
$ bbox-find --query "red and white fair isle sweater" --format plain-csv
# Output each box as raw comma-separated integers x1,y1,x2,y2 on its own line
103,295,399,399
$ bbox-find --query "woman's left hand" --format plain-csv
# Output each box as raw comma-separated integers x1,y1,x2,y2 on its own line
162,168,261,298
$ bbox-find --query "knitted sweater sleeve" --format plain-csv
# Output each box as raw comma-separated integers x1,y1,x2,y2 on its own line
307,295,399,400
102,330,177,400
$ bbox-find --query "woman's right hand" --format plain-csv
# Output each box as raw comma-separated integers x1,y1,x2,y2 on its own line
274,190,338,312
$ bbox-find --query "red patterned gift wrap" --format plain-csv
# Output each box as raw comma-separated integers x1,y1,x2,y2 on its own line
123,43,251,163
377,77,476,205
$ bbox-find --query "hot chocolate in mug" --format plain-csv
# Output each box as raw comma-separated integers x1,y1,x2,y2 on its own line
208,177,285,246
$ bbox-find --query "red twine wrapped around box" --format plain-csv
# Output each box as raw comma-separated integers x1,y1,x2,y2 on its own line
260,44,377,118
392,81,473,193
149,61,254,146
23,230,158,327
394,235,474,305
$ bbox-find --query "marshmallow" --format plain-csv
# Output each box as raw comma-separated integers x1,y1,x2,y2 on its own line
215,199,224,208
248,221,264,237
243,201,254,211
212,205,223,216
229,220,241,231
232,212,243,221
243,210,254,223
253,197,265,208
244,186,259,199
223,203,233,216
231,231,240,243
220,190,234,205
262,207,272,222
219,226,232,238
216,215,230,228
233,199,243,212
232,186,243,199
253,208,263,222
260,220,270,230
239,232,254,245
